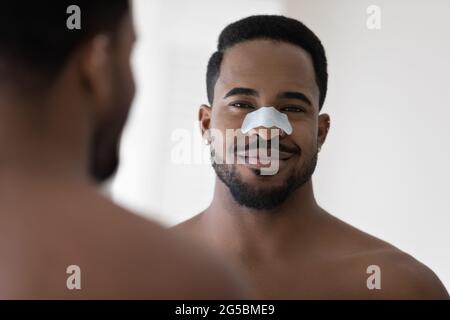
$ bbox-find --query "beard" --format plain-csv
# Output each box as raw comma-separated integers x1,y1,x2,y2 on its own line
89,130,120,184
213,151,318,210
89,62,133,184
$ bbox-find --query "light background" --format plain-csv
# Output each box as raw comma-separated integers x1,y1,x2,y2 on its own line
111,0,450,289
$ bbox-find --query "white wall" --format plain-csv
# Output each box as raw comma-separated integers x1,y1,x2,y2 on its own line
285,0,450,289
112,0,450,288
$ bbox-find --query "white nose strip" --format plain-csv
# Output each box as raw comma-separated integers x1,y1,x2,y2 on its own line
241,106,293,135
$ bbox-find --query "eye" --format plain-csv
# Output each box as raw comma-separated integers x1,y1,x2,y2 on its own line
281,105,306,113
229,102,255,109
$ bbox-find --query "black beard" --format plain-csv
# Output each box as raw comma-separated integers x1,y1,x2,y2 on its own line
89,131,120,184
213,152,318,211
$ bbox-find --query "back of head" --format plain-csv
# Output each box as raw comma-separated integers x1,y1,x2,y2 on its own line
0,0,129,91
0,0,136,182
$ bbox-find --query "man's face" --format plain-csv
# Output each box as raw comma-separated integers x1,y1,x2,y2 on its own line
204,39,329,210
90,12,136,183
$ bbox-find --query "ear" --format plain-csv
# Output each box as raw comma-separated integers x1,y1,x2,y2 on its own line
318,113,331,149
199,104,212,142
77,34,114,114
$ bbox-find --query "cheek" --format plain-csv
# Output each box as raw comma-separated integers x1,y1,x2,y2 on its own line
122,56,136,105
291,120,318,150
105,58,135,139
113,67,133,120
211,110,247,151
212,108,247,131
126,73,135,107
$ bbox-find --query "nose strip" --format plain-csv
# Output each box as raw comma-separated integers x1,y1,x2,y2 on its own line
241,106,293,135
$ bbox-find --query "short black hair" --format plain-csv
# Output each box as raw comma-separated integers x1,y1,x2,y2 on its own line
0,0,129,89
206,15,328,110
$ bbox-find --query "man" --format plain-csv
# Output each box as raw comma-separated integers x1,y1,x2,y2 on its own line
0,1,245,299
174,15,449,299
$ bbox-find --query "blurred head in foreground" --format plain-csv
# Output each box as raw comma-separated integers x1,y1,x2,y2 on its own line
0,0,134,182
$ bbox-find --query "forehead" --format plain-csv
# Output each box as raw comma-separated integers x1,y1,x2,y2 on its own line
216,39,319,104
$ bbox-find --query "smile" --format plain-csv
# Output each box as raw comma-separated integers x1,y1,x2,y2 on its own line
236,151,297,169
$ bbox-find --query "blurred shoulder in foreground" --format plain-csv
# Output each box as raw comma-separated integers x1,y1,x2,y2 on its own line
0,0,246,299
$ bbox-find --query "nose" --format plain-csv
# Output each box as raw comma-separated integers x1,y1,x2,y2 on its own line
248,126,285,140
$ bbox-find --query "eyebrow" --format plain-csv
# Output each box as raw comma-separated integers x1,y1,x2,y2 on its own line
223,87,259,99
223,87,313,106
277,91,312,106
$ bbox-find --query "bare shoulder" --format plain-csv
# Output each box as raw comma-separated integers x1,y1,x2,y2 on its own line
1,190,245,299
342,246,449,299
81,197,247,299
322,212,449,299
171,212,202,235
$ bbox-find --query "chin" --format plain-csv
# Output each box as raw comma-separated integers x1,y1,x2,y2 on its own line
236,165,292,186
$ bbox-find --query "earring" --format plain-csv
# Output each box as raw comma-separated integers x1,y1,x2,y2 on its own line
318,145,322,152
204,139,210,145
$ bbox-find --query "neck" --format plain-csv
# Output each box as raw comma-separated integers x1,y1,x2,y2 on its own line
0,88,92,189
202,177,323,260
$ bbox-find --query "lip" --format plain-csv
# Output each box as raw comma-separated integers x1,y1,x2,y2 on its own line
236,153,296,169
236,150,296,161
277,151,296,160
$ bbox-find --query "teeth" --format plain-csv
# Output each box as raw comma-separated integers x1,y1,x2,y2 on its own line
236,153,282,158
237,155,279,162
237,151,278,156
236,149,279,154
